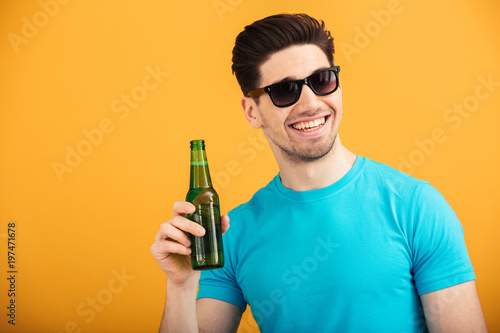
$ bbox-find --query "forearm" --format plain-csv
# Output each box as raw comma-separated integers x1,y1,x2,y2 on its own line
159,279,199,333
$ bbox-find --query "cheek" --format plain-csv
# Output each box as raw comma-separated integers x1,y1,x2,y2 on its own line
260,107,286,129
326,94,342,112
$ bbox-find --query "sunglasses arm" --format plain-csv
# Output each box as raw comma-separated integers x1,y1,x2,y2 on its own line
247,88,266,98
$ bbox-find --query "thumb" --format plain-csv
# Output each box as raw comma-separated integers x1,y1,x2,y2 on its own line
221,214,230,235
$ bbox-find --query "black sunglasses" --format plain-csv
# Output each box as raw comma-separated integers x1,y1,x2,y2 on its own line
247,66,340,108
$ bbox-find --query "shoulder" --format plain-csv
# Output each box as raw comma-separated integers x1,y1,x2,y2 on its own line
363,158,455,214
358,156,429,198
355,157,458,224
360,158,460,228
362,157,423,183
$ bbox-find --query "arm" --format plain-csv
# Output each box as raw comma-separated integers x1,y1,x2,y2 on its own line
197,298,244,333
160,278,199,333
410,185,487,331
151,201,239,332
420,280,488,333
158,281,244,333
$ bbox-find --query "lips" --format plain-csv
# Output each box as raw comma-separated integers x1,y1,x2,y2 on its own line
290,116,327,132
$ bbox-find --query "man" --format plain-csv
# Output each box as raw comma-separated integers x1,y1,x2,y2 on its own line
151,13,487,332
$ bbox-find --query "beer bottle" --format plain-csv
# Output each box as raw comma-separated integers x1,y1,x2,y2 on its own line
186,140,224,270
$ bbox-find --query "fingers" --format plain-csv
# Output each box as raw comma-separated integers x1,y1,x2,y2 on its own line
152,211,230,266
158,222,191,246
150,239,190,257
170,216,205,237
155,216,205,244
151,202,205,260
221,214,230,235
155,202,228,255
151,238,191,256
172,201,195,217
152,219,196,259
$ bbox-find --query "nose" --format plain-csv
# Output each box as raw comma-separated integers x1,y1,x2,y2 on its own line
294,83,322,111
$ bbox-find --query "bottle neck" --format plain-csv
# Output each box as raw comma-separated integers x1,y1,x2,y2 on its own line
190,148,212,188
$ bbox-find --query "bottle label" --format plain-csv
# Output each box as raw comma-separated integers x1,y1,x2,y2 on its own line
190,161,208,166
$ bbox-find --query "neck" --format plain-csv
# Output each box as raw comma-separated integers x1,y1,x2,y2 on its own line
274,136,357,191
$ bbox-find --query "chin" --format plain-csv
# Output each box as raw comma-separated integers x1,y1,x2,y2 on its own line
284,136,337,164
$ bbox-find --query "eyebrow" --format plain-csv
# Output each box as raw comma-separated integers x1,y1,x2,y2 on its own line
269,66,331,86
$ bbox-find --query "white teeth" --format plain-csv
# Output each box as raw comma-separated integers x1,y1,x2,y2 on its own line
291,116,327,131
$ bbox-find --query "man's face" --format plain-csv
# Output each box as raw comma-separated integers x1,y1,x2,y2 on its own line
244,44,342,164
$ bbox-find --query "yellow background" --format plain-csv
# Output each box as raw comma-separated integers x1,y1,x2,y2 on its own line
1,0,499,332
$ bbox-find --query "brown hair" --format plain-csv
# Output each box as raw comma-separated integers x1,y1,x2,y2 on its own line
231,13,335,96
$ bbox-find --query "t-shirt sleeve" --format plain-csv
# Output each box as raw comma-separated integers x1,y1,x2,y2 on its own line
410,183,476,295
196,228,247,310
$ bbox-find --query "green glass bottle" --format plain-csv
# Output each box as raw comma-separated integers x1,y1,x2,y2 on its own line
185,140,224,270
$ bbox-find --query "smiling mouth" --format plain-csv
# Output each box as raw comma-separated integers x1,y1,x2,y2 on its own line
289,115,329,132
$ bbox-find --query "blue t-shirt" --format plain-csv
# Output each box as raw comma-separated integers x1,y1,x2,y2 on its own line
197,156,475,332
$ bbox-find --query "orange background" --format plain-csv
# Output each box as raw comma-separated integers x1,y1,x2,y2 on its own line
1,0,499,332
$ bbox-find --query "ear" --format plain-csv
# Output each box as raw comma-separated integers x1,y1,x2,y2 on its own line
241,96,262,129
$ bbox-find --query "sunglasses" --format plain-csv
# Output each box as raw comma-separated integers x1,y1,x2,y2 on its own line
247,66,340,108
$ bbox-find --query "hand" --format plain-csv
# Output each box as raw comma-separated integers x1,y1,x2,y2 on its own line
151,201,230,286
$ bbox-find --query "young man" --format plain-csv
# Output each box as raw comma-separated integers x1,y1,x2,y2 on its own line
151,14,487,332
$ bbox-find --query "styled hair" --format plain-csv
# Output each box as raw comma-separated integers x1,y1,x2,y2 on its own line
231,13,335,96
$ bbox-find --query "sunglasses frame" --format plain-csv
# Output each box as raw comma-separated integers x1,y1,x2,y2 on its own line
247,66,341,108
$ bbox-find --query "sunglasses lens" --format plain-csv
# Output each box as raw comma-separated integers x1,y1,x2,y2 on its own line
310,69,337,95
270,82,299,106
